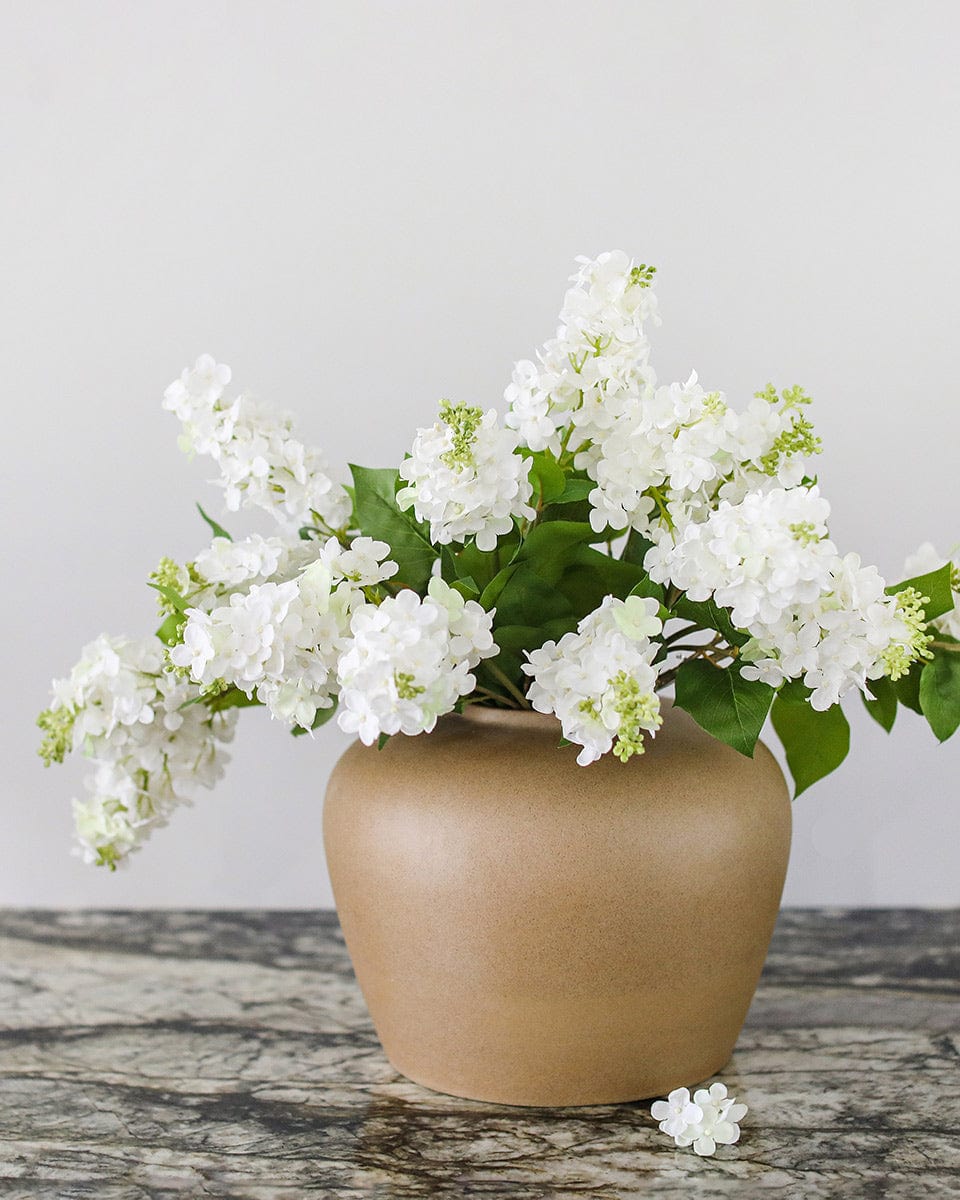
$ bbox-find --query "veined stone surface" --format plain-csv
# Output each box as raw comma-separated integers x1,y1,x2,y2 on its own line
0,909,957,1199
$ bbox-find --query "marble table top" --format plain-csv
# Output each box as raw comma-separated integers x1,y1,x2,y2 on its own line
0,909,957,1199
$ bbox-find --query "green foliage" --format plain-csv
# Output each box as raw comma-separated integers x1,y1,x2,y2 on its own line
621,530,653,566
446,528,521,593
155,612,184,647
147,580,190,615
893,664,924,714
548,476,594,507
512,521,599,582
206,688,262,714
196,503,232,541
526,450,566,508
885,563,954,622
674,658,774,757
349,465,437,591
558,546,648,614
770,694,850,797
488,564,576,629
863,676,897,732
920,640,960,742
670,594,749,648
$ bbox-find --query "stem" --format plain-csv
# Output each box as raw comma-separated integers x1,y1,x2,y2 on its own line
660,621,700,647
647,486,674,532
470,686,521,709
481,661,532,708
930,640,960,652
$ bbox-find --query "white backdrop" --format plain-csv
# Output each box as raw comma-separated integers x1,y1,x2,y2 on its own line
2,0,958,908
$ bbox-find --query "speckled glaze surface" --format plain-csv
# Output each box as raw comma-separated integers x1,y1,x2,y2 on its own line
1,909,958,1198
323,704,792,1105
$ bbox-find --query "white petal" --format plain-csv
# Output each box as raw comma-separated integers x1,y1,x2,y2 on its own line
712,1121,740,1146
650,1101,671,1120
693,1135,717,1157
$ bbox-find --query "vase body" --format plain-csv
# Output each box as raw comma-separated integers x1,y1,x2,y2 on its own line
323,703,790,1106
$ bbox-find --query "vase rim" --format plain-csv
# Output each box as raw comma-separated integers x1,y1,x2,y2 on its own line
455,704,557,729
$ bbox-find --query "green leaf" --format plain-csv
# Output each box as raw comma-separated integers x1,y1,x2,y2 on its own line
196,503,232,541
674,659,774,757
514,521,599,584
551,477,595,505
671,594,750,648
885,563,954,622
770,695,850,797
621,530,653,566
452,528,521,592
863,676,897,732
449,576,480,600
290,703,340,737
490,565,577,629
147,581,190,614
207,688,262,713
778,678,813,704
556,546,647,616
479,564,518,611
919,648,960,742
894,665,924,714
526,450,566,507
155,613,183,647
377,733,391,751
349,465,438,592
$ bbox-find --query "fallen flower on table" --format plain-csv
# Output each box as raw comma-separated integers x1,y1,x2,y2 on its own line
651,1081,748,1156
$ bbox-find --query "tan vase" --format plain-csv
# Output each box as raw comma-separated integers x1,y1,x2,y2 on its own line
323,702,791,1107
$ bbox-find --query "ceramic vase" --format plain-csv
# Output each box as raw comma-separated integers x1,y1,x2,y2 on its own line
323,702,790,1106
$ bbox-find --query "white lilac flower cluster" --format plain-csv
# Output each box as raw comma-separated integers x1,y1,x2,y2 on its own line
163,355,351,533
651,1083,748,1157
151,533,319,619
337,577,498,745
398,400,536,550
505,251,660,456
523,596,664,765
904,542,960,641
507,254,931,711
37,635,236,868
170,538,497,744
645,487,931,709
171,538,398,731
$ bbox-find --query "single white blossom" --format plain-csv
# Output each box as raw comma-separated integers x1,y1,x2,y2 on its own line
650,1088,703,1138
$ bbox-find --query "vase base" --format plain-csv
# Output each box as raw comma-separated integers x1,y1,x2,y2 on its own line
383,1049,735,1108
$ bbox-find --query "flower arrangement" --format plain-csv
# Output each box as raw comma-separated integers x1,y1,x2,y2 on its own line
39,252,960,869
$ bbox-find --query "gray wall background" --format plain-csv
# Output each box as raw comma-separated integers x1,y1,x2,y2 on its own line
2,0,957,908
